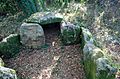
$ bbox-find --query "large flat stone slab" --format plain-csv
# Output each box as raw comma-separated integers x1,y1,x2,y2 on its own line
26,12,63,25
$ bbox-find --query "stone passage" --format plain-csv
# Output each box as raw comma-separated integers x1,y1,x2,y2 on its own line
20,23,45,48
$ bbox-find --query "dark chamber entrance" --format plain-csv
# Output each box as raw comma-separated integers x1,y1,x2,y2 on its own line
41,22,61,46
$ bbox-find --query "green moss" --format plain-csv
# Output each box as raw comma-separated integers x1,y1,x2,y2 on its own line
82,27,116,79
61,26,81,45
97,70,115,79
0,34,21,58
84,58,96,79
16,0,37,15
81,27,98,49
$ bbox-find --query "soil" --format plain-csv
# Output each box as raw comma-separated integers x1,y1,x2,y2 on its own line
4,23,85,79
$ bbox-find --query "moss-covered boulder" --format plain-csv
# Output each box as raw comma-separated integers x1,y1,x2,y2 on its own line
26,12,63,25
0,66,17,79
0,34,21,58
83,42,104,79
81,27,117,79
61,22,81,45
83,42,116,79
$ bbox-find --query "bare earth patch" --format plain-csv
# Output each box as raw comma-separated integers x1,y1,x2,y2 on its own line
4,24,85,79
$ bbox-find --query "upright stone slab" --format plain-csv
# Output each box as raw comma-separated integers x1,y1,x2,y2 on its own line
61,22,81,45
20,23,45,48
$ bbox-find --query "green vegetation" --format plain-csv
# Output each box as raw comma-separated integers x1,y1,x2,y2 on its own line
97,70,115,79
84,59,96,79
0,0,18,14
0,34,21,58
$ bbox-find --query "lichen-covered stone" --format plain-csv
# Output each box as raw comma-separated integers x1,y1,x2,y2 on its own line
0,34,20,58
96,58,117,79
0,58,4,67
61,22,81,45
81,27,117,79
83,43,116,79
81,27,97,49
0,66,17,79
0,58,17,79
83,42,104,60
26,12,63,25
96,58,109,70
20,23,45,48
83,42,104,79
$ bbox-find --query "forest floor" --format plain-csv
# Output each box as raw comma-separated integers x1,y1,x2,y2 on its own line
4,25,85,79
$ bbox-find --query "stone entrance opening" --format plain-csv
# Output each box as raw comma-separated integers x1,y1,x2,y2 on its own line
41,22,61,46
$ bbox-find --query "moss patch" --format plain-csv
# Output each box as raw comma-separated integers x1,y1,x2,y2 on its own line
0,34,21,58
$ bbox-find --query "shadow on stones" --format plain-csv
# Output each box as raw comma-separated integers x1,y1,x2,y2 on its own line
41,22,61,46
